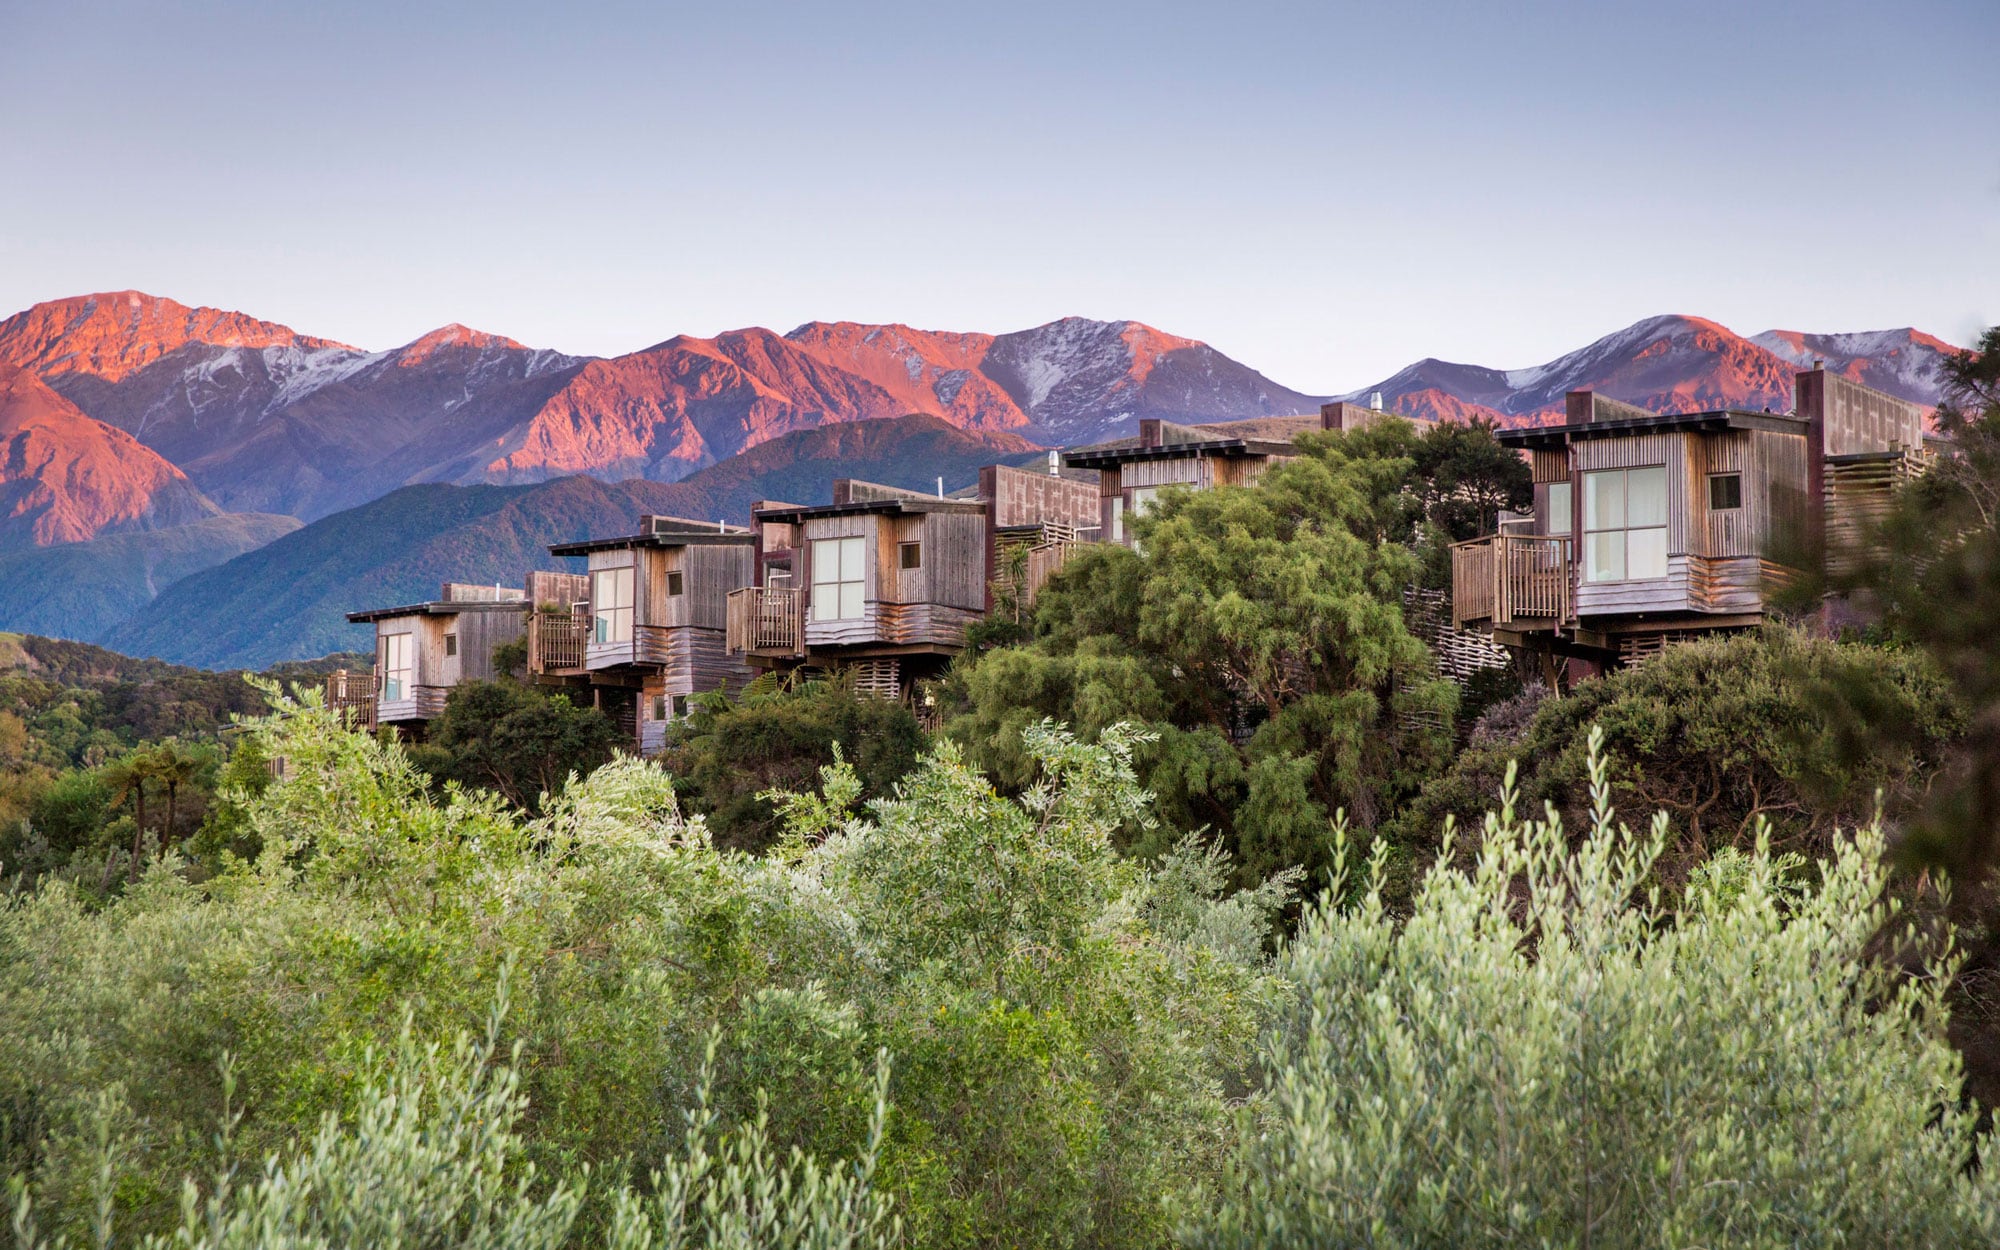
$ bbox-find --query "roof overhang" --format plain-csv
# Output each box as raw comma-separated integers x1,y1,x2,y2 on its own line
1061,438,1293,469
750,499,986,522
547,531,757,556
345,599,525,624
1498,410,1808,451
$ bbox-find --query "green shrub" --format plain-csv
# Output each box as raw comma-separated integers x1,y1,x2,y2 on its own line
1187,730,1997,1248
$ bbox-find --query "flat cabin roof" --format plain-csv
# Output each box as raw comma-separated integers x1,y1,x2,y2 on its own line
346,599,526,624
547,530,755,557
750,497,987,522
1062,437,1300,469
1497,409,1808,452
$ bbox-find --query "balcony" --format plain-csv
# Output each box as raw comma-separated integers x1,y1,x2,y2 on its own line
324,668,377,731
1451,534,1571,629
725,586,804,656
528,608,589,674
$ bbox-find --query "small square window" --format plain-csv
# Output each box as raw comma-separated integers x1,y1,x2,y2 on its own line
1709,473,1743,511
666,570,684,596
649,693,667,721
672,694,690,718
899,541,922,570
444,633,458,657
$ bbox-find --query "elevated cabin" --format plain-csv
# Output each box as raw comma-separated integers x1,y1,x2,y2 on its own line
727,466,1096,698
1451,369,1931,666
977,461,1101,607
538,515,757,753
1062,402,1430,544
341,584,528,734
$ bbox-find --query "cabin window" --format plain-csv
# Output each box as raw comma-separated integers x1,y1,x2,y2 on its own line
1583,466,1669,582
1109,496,1125,543
380,632,413,702
649,693,667,721
1131,487,1160,517
443,633,458,657
592,566,634,643
1546,482,1573,536
811,536,865,621
673,694,690,717
1708,472,1743,511
899,541,922,570
666,570,684,596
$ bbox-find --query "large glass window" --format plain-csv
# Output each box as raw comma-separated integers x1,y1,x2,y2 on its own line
811,536,865,621
592,566,633,643
1583,466,1669,582
380,632,413,701
1546,481,1573,536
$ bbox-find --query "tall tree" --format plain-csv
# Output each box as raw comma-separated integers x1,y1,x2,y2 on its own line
949,420,1471,882
1811,326,2000,1104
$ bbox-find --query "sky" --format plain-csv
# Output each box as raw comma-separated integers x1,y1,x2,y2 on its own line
1,0,1995,393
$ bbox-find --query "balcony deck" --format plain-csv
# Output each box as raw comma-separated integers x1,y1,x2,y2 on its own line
1451,534,1572,630
725,586,805,657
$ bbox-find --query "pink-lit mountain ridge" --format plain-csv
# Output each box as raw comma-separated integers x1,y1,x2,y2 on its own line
0,293,1965,547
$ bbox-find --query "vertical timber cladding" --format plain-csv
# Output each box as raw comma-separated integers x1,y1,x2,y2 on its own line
1816,372,1929,456
980,464,1098,529
923,509,990,612
526,570,589,611
682,542,752,632
454,605,527,682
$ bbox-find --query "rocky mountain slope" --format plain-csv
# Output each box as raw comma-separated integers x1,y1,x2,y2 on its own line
0,363,223,548
2,293,1319,521
1349,315,1959,425
104,414,1031,668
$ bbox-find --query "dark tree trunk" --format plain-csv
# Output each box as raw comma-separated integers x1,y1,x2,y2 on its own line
129,783,147,883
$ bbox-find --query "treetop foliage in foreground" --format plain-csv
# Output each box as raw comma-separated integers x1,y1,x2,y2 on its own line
1194,732,1997,1248
6,689,1997,1247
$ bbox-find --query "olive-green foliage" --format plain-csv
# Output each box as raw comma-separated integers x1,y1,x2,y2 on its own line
949,420,1468,882
661,679,926,853
1394,627,1963,886
408,679,624,814
8,991,900,1250
2,693,1284,1250
1186,732,1999,1248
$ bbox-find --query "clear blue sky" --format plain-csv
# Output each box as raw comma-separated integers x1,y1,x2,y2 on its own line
2,0,1994,392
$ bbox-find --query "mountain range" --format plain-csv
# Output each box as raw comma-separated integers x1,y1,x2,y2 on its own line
0,289,1968,667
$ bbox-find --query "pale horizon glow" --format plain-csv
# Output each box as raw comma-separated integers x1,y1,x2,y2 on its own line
1,0,1994,395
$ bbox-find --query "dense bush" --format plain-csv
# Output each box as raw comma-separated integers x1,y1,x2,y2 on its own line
408,678,624,813
1187,732,1998,1248
1,693,1286,1250
660,677,927,853
1392,627,1964,886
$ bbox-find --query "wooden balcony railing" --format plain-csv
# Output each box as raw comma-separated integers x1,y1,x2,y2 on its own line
1451,534,1571,629
529,608,588,673
324,667,378,732
726,587,804,655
